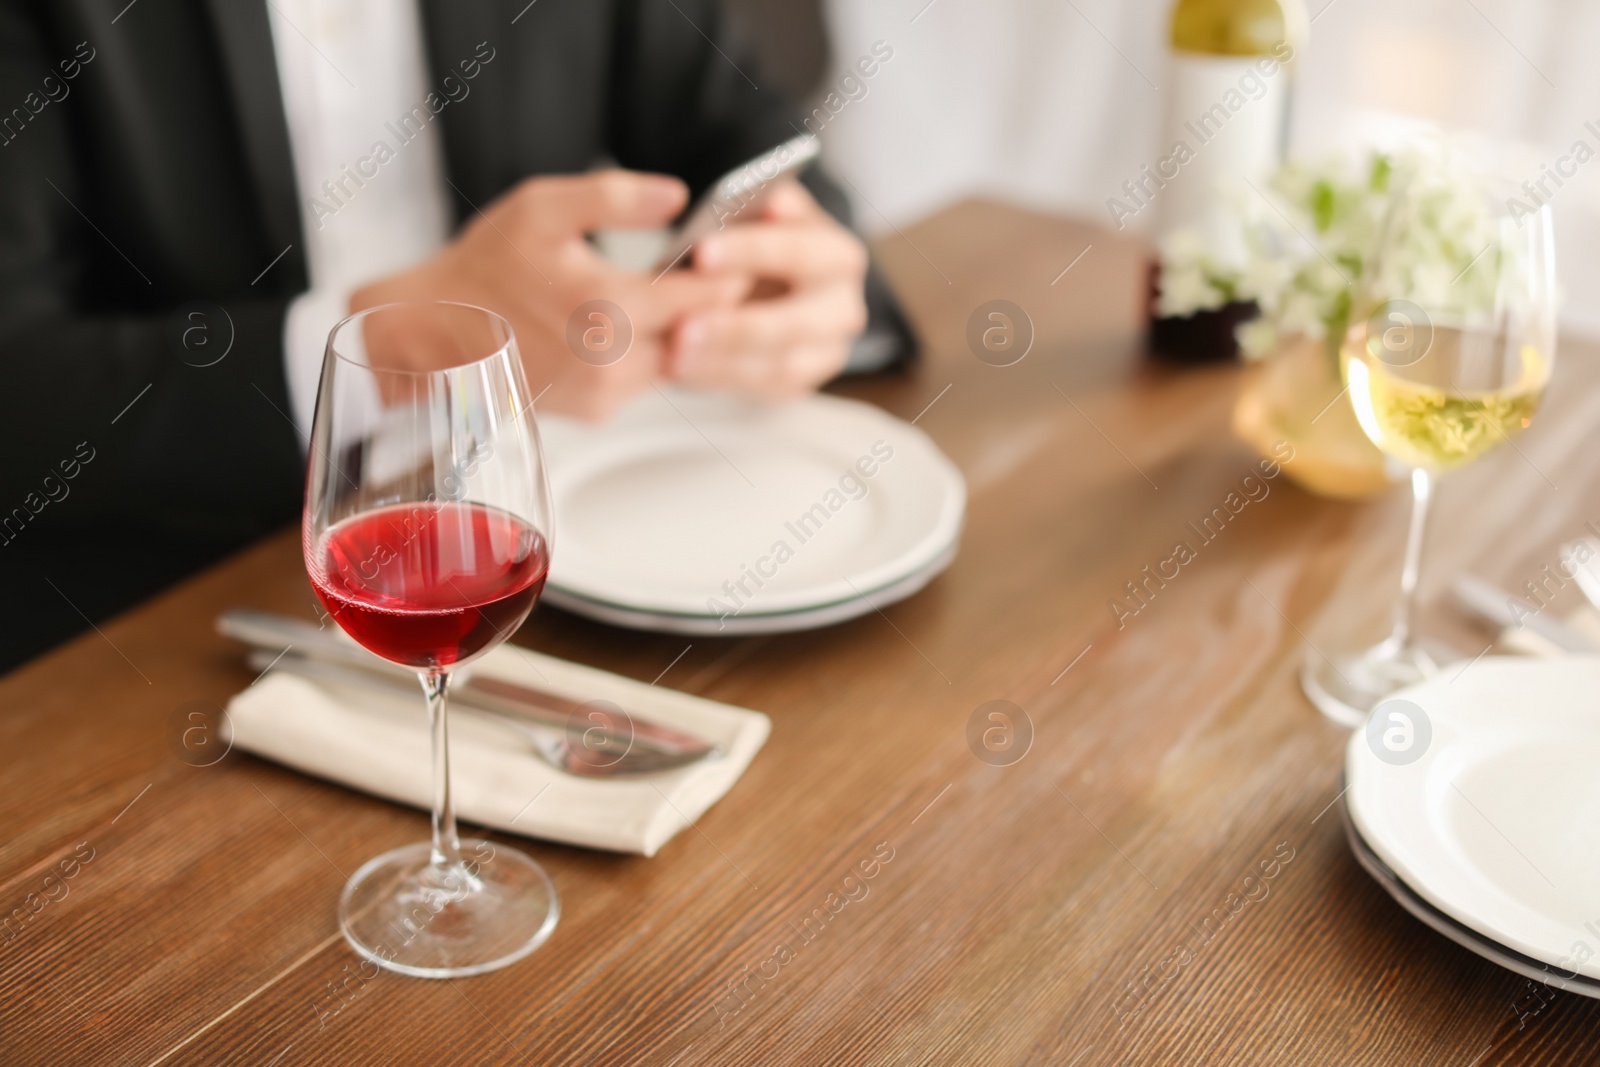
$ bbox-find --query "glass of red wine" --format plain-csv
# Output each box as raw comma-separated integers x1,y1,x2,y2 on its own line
304,301,557,978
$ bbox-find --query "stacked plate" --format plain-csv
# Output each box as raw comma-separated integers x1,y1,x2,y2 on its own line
537,388,965,635
1345,656,1600,994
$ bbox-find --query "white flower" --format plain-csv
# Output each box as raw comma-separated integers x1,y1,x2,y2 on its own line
1157,144,1499,360
1237,319,1279,360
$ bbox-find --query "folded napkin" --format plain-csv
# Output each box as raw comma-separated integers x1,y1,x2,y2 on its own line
227,645,769,856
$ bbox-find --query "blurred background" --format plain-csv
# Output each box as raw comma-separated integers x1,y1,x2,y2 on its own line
727,0,1600,336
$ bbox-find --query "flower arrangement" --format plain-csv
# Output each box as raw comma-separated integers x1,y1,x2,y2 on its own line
1158,147,1499,367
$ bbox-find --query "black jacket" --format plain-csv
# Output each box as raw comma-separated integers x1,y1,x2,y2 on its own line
0,0,910,668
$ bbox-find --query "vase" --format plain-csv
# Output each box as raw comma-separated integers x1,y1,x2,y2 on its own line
1231,332,1396,499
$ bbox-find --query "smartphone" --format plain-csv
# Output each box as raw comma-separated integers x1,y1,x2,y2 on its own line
653,134,822,273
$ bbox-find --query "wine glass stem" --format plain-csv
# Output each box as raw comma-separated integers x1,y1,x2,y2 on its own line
1389,466,1435,649
420,669,463,871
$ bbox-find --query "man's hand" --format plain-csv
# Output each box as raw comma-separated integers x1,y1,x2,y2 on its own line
350,170,748,419
667,181,869,399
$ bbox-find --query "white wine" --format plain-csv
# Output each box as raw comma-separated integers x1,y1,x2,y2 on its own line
1345,345,1548,471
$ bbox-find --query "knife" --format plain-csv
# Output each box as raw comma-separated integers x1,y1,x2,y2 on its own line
246,650,715,777
1451,575,1600,654
217,609,719,763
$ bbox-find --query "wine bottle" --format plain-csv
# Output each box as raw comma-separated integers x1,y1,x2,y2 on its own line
1147,0,1308,362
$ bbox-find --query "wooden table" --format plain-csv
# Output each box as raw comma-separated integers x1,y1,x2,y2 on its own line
5,201,1600,1065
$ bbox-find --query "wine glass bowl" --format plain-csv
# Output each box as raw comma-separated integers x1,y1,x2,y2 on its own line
1302,184,1558,726
1346,285,1552,476
303,301,559,978
310,500,549,670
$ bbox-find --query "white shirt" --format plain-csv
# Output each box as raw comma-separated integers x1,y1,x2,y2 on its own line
265,0,453,435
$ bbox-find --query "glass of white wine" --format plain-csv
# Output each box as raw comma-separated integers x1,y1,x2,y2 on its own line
1302,181,1558,726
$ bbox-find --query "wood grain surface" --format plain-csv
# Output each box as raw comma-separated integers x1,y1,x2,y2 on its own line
3,200,1600,1066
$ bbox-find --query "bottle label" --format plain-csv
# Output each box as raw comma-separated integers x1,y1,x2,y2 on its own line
1155,50,1292,250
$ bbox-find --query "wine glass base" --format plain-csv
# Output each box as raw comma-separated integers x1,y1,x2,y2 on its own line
338,838,558,979
1300,638,1451,729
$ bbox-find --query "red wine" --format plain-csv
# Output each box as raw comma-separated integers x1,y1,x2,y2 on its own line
309,502,549,670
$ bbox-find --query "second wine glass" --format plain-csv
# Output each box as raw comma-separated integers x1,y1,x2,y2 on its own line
1302,182,1558,726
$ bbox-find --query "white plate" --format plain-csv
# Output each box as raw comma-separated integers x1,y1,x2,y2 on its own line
1343,799,1600,996
539,388,965,619
1346,656,1600,980
542,541,958,635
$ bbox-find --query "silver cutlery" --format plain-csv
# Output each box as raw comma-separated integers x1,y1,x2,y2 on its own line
220,609,721,778
1560,539,1600,617
1451,575,1600,655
